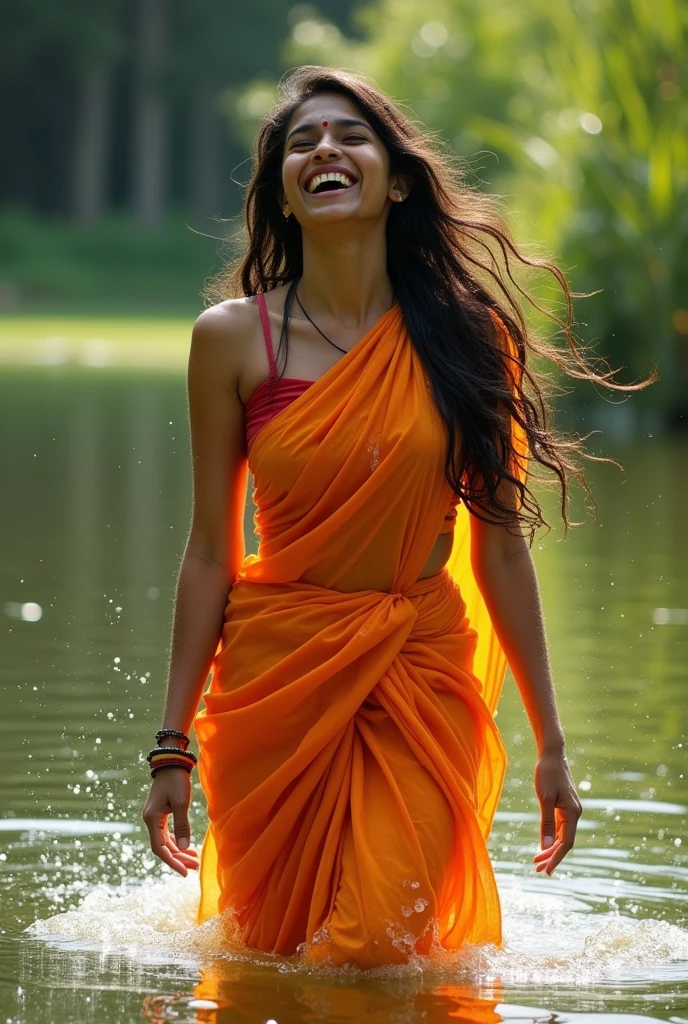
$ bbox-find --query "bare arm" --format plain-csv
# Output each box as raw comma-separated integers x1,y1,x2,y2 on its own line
161,306,248,735
142,303,248,874
471,523,565,755
470,507,582,876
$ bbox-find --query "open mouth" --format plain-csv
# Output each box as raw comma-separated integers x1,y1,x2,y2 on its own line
305,173,358,197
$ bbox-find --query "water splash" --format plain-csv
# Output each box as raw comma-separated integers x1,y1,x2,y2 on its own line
25,867,688,986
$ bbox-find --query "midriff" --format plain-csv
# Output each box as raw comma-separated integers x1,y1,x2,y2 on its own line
415,529,454,581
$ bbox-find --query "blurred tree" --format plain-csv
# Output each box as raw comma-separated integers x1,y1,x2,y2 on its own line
166,1,292,223
71,1,125,223
0,0,364,223
131,0,169,227
0,0,126,219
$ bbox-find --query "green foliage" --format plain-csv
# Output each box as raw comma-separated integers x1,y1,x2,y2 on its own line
273,0,688,418
0,209,224,313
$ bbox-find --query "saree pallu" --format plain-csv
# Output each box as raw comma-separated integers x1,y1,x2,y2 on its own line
194,302,528,968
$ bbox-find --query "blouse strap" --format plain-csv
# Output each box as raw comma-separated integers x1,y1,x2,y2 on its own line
256,292,277,379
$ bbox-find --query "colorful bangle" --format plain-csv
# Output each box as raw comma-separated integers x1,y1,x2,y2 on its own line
155,728,190,749
147,746,197,779
147,746,197,764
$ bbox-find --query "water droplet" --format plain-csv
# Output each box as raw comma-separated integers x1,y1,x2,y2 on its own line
3,601,42,621
20,602,42,621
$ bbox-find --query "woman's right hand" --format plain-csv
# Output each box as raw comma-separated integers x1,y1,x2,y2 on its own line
142,769,200,876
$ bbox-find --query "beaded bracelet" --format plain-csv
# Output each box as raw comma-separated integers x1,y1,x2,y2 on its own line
155,728,190,749
147,746,197,779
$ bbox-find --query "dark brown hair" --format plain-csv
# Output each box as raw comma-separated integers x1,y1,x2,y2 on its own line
206,66,657,543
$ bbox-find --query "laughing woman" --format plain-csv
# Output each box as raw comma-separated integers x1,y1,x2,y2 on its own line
142,67,654,967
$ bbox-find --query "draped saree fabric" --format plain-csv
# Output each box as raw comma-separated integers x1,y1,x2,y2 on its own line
194,301,528,968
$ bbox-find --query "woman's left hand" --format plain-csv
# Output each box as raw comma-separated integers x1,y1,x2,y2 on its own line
532,751,583,876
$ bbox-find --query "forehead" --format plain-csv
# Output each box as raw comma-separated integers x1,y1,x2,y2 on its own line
287,92,370,130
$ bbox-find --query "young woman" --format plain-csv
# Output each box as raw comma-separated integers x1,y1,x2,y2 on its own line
141,67,653,968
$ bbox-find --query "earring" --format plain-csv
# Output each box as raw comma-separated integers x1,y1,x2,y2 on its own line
395,191,403,201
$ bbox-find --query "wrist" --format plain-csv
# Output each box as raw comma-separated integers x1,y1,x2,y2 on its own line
537,730,566,757
156,727,191,750
161,736,188,750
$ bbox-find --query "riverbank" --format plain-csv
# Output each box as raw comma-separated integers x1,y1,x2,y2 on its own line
0,315,194,371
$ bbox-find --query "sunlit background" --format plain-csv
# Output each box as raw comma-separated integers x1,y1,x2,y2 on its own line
1,2,687,1022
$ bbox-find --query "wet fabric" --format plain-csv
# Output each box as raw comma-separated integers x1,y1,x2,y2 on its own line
194,298,528,967
246,292,459,531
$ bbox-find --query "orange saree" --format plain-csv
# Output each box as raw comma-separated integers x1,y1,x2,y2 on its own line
194,301,527,968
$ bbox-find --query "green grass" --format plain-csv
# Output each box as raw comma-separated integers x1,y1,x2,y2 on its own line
0,207,237,316
0,315,194,370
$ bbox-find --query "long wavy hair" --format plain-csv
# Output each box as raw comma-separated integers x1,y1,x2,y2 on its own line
205,66,657,543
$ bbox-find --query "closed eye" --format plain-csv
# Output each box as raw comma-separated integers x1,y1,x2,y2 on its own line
292,134,369,147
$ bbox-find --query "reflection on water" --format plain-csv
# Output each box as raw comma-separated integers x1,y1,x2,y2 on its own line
1,366,687,1022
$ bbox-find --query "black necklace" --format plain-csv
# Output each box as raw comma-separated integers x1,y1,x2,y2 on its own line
294,288,348,354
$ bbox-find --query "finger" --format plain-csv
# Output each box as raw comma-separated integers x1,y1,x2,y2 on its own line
164,834,200,869
157,843,190,877
543,810,579,875
171,806,192,852
144,810,190,877
165,844,200,869
148,823,189,877
536,853,559,872
165,832,199,857
544,819,577,876
533,839,562,863
167,846,200,868
534,844,562,870
538,795,557,852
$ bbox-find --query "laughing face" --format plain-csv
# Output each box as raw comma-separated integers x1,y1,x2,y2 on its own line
279,91,409,226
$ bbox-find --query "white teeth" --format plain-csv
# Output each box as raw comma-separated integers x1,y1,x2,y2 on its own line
307,171,356,193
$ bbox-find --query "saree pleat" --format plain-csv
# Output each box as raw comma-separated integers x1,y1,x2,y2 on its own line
194,302,528,967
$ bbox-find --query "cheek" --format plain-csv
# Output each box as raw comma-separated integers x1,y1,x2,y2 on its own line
360,154,390,191
282,155,301,189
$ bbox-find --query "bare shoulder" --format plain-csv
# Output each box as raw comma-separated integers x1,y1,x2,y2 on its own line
191,297,255,357
189,297,260,396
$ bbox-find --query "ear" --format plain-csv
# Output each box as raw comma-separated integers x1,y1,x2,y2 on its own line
388,173,413,203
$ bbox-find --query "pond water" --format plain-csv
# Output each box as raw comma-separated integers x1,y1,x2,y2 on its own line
1,365,687,1023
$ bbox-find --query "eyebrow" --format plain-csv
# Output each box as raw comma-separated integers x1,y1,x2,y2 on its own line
286,118,372,141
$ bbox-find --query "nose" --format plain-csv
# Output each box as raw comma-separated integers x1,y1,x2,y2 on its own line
312,133,341,159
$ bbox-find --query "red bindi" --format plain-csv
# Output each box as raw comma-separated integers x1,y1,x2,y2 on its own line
322,121,328,126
